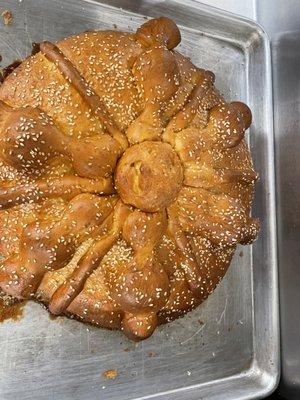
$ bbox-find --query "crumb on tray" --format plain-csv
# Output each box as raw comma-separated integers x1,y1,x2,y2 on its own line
103,369,118,380
1,10,13,26
123,347,131,352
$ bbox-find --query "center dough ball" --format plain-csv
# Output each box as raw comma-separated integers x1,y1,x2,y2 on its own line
115,141,183,212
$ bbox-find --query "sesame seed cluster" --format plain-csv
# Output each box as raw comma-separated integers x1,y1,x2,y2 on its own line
0,17,259,340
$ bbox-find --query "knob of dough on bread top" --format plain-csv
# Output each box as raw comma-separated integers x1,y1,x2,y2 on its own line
135,16,181,49
115,141,183,212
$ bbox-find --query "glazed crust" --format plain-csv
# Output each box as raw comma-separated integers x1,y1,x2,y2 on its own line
0,17,259,340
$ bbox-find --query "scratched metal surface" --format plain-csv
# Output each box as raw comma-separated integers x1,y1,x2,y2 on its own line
0,1,278,399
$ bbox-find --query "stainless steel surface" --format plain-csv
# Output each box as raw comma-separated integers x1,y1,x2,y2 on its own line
0,1,278,399
195,0,255,19
272,32,300,399
255,1,300,398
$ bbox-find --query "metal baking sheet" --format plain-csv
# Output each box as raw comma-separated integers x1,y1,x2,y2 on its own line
0,0,278,399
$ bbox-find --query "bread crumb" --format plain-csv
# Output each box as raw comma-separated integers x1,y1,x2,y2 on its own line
1,10,13,26
103,369,118,380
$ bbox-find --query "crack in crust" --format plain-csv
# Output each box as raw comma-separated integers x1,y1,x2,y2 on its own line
0,17,259,340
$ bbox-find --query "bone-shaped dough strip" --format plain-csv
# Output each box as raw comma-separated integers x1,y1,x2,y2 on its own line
0,175,114,209
40,41,128,150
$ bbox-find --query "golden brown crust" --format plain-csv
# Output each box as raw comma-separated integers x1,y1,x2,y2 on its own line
115,141,183,212
135,17,181,50
40,41,128,150
0,17,259,340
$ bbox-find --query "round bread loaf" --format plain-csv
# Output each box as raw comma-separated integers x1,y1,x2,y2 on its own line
0,17,259,340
